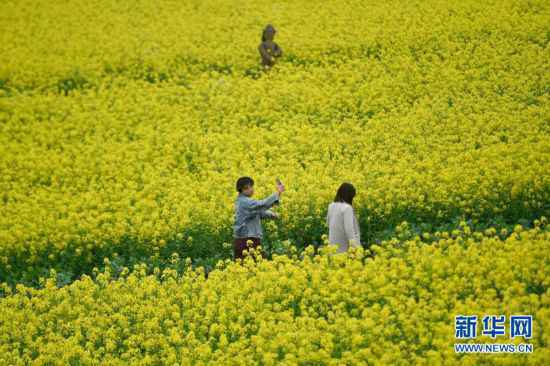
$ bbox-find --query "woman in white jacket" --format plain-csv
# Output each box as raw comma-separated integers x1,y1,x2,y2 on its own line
326,183,361,253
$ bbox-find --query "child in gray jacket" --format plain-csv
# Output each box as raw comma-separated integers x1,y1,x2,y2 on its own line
233,176,285,259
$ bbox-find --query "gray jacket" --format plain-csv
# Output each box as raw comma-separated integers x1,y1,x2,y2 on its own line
326,201,361,253
233,192,280,239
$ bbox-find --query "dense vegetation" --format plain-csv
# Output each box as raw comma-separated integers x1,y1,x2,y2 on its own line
0,0,548,363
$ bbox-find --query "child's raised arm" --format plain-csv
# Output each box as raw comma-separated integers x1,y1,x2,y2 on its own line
243,192,280,212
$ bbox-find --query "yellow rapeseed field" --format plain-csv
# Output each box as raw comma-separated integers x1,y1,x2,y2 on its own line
0,0,548,285
0,0,549,363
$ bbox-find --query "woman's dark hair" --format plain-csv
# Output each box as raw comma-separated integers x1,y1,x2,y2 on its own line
334,182,356,205
262,24,276,42
236,176,254,192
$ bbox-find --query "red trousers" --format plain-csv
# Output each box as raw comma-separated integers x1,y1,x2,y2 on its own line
233,237,263,260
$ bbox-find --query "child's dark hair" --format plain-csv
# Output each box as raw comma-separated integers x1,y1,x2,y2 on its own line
236,176,254,192
334,182,356,205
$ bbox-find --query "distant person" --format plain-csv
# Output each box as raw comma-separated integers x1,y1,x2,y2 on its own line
326,183,361,253
233,176,285,259
258,24,283,69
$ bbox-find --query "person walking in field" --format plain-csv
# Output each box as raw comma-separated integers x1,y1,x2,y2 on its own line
258,24,283,69
326,183,361,253
233,177,285,260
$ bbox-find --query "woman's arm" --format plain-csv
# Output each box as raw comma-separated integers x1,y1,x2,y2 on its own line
343,205,360,247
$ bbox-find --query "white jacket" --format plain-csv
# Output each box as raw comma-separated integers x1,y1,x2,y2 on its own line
326,201,361,253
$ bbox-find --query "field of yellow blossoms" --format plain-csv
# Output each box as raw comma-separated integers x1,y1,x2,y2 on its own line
0,0,549,363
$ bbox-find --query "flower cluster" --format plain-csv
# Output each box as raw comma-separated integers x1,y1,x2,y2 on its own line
0,224,548,364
